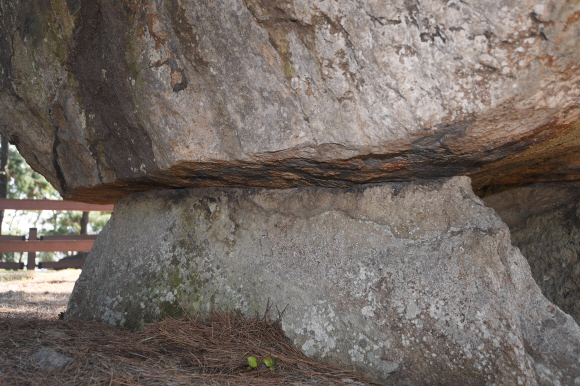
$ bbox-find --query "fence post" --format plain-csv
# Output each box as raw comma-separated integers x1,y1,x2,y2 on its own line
27,227,37,270
80,211,89,235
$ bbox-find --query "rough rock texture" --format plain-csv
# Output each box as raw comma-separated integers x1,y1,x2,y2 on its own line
67,177,580,384
484,181,580,326
1,1,580,202
30,347,72,370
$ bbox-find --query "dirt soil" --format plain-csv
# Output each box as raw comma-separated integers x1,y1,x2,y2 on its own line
0,269,377,385
0,270,80,320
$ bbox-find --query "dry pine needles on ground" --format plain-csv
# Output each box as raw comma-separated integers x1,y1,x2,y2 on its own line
1,307,378,385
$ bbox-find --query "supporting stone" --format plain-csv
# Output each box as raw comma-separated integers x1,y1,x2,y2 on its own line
484,181,580,326
67,177,580,384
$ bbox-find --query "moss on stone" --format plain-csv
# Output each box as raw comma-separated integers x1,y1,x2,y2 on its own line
283,60,296,81
46,0,76,65
149,250,205,323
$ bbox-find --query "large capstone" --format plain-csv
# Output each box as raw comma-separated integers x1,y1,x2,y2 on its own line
1,1,580,202
66,177,580,384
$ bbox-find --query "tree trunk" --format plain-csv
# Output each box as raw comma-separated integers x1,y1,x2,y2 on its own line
0,135,8,261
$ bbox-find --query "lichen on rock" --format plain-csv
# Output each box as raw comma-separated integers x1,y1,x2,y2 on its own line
66,177,580,384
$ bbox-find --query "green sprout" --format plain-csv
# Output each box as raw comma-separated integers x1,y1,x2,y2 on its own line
263,355,277,370
247,356,258,370
246,355,277,371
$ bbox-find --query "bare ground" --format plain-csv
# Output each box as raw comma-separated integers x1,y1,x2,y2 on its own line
0,269,377,385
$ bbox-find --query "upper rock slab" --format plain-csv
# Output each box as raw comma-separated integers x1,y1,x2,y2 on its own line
1,0,579,202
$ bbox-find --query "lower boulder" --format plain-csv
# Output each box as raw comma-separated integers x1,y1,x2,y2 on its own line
66,177,580,384
483,182,580,326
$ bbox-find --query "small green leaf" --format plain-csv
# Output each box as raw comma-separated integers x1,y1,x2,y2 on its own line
264,356,276,370
247,357,258,368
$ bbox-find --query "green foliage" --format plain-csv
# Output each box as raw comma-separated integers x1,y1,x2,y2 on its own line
88,211,111,234
7,145,58,200
263,355,277,370
247,356,258,370
247,355,277,371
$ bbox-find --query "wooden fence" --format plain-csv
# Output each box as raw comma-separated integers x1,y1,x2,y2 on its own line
0,200,114,270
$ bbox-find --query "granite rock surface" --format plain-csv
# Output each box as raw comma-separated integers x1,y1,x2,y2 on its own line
66,177,580,384
1,0,579,202
484,181,580,327
30,348,72,371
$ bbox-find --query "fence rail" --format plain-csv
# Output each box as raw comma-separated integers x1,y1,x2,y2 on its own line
0,262,24,270
0,235,26,241
39,234,98,241
0,199,114,211
38,260,84,269
0,199,112,271
0,239,94,253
